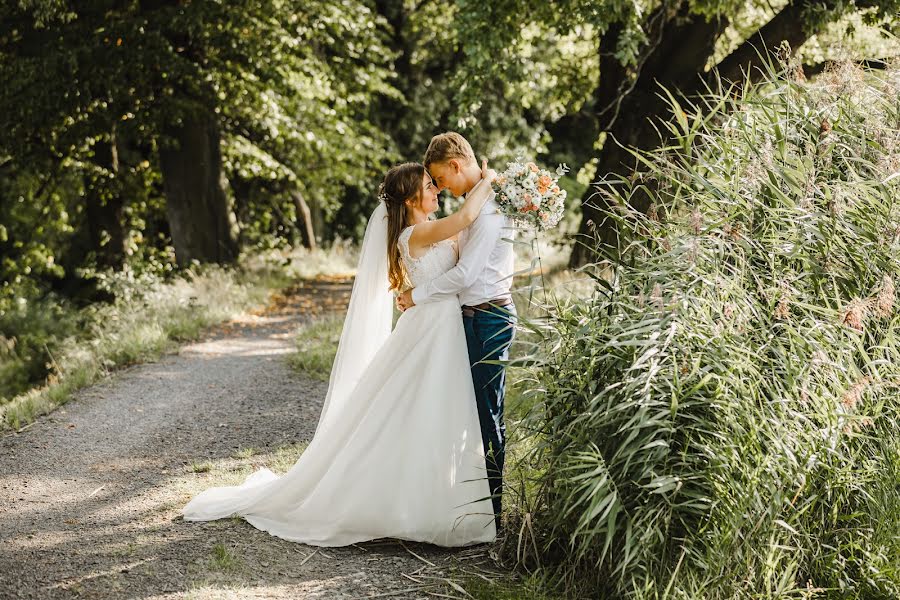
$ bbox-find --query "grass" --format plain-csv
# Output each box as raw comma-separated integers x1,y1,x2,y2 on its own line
459,572,564,600
189,461,214,474
243,241,358,281
233,447,256,459
179,441,311,495
286,315,344,381
208,543,240,572
0,266,276,430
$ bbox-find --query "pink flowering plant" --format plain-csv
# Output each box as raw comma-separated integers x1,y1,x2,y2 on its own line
491,159,568,230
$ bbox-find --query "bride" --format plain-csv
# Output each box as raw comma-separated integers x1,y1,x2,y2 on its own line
182,161,498,547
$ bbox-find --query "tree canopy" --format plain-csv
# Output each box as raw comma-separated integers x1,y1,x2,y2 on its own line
1,0,897,304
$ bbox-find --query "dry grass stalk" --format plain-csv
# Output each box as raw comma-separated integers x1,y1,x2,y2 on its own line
650,283,664,308
689,209,703,234
774,295,790,320
840,377,871,410
875,275,895,318
841,298,868,331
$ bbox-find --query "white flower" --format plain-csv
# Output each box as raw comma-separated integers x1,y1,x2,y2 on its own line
492,158,567,230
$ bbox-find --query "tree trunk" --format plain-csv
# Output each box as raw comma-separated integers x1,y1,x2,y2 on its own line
569,5,727,266
229,176,253,247
290,189,317,251
159,113,238,266
86,133,126,269
713,0,823,84
63,131,126,283
84,192,126,270
308,196,325,245
543,25,625,168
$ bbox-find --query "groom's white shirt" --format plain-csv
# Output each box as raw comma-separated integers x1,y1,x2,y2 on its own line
411,192,515,307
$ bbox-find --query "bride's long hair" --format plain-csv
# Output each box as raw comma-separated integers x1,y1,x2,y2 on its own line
379,162,425,292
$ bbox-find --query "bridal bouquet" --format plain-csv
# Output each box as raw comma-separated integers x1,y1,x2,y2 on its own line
490,159,568,230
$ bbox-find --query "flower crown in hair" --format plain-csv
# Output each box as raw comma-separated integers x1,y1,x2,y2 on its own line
378,192,390,203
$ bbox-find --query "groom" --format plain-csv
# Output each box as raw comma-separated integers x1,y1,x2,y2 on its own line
397,132,515,531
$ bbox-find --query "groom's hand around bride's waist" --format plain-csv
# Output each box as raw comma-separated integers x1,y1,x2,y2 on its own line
397,289,415,312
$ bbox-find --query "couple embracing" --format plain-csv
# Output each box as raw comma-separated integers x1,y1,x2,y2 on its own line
182,132,516,546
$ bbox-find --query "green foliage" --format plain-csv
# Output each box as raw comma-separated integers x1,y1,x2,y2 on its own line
0,0,398,226
0,260,289,429
0,0,597,314
516,62,900,597
451,2,603,148
0,165,72,303
0,1,405,385
214,0,399,214
458,0,899,99
0,295,80,401
715,0,900,67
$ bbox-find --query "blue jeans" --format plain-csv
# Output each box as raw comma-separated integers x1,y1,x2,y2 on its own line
462,303,516,529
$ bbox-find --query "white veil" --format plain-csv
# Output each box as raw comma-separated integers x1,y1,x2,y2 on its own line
316,201,394,431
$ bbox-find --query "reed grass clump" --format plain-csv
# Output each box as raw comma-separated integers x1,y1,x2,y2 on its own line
519,61,900,598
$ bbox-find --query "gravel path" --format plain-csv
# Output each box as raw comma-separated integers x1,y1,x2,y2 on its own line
0,281,500,599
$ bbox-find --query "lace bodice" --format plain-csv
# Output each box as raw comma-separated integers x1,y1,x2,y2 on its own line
398,226,458,289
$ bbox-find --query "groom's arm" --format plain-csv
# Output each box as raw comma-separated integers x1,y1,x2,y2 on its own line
410,208,503,306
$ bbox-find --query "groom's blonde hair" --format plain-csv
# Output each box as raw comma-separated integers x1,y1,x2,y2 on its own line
423,132,476,169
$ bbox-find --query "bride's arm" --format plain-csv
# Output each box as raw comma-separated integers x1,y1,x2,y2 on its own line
408,160,495,250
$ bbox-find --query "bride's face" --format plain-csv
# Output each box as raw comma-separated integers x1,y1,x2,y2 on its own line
414,171,439,215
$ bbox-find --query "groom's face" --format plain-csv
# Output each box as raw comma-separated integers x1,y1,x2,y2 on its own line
428,160,467,198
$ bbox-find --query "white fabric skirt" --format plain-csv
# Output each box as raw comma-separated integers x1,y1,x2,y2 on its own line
182,298,496,547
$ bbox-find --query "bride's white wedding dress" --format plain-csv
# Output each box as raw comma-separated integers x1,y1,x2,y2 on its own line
182,209,496,547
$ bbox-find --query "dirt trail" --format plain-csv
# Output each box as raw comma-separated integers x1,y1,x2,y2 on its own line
0,280,498,599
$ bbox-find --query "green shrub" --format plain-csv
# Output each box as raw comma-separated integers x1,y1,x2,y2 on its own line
0,295,83,400
518,61,900,598
0,261,283,429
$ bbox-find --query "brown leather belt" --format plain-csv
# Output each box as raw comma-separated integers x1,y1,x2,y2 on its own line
461,297,513,317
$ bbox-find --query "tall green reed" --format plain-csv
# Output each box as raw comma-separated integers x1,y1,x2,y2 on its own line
517,59,900,598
